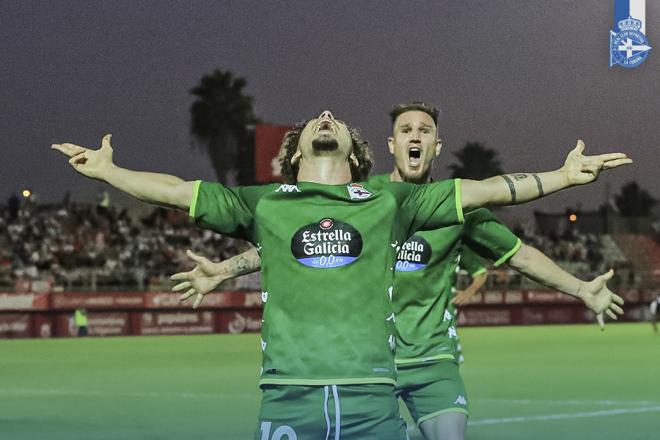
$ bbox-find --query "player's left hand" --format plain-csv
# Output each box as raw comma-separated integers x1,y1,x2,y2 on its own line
561,140,632,186
171,250,227,308
579,269,625,330
452,289,476,305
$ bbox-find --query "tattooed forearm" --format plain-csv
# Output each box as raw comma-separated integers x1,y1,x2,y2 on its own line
227,248,261,276
236,255,249,272
501,173,542,203
532,173,544,197
501,175,517,203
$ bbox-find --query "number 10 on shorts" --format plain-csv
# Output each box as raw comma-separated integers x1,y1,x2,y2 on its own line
260,421,297,440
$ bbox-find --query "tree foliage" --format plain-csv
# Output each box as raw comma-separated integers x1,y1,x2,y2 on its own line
614,181,656,217
190,70,258,184
449,142,504,180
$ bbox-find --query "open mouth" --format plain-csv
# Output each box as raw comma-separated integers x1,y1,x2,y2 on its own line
315,119,336,134
408,147,422,167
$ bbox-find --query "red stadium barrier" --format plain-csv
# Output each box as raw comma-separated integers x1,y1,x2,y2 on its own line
0,289,652,338
135,311,216,335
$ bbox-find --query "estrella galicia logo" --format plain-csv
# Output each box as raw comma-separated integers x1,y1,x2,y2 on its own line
610,1,652,68
291,218,363,268
395,235,432,272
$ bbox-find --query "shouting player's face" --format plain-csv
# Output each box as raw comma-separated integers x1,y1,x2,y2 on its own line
299,111,353,159
388,110,442,183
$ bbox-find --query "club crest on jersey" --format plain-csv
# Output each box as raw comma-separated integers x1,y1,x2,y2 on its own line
291,218,363,268
347,183,372,200
395,235,432,272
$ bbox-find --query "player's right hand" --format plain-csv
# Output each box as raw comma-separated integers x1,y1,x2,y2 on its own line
171,250,226,309
51,134,115,181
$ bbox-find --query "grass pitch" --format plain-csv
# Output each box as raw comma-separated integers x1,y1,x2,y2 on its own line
1,323,658,439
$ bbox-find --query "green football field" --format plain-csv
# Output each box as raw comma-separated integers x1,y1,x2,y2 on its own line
1,323,658,440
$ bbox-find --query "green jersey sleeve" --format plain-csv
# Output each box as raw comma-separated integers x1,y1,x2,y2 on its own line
459,246,487,276
462,208,521,267
404,178,464,232
188,180,264,242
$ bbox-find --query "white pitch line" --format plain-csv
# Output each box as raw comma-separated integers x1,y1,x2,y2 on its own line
0,388,256,399
472,398,660,406
2,389,658,408
469,405,660,426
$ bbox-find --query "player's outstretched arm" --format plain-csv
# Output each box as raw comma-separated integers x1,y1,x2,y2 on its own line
171,247,261,308
452,272,487,306
508,243,624,330
52,134,195,210
460,141,632,210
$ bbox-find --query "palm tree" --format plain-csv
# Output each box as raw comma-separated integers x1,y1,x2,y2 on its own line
190,69,258,184
615,181,656,217
449,141,504,179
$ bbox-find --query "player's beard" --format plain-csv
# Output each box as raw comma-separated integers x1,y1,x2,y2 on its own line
312,135,339,152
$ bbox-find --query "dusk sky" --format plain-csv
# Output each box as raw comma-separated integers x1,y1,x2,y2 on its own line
1,0,658,223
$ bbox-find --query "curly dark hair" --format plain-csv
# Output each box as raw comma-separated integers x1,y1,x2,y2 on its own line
389,101,440,127
278,120,374,184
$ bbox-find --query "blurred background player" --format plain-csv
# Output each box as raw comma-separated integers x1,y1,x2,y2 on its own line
74,308,88,337
170,103,629,440
650,294,660,333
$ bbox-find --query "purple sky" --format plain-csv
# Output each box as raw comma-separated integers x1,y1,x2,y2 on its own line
1,0,658,222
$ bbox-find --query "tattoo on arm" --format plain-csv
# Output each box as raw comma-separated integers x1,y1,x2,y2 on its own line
532,173,544,197
501,175,517,203
235,249,261,273
512,173,528,181
236,256,248,272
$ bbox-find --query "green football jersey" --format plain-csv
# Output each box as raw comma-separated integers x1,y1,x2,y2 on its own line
190,178,463,386
368,174,520,366
459,246,487,277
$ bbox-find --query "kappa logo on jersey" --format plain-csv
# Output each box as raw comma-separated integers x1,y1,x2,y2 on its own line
395,235,432,272
347,183,372,200
454,395,467,406
275,184,300,193
291,218,363,268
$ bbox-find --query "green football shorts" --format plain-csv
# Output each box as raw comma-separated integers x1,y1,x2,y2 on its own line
255,384,408,440
395,360,469,426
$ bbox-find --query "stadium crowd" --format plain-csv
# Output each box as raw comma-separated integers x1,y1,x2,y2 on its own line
0,195,257,291
0,196,647,292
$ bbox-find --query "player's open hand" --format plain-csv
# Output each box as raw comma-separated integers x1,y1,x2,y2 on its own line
580,269,625,330
561,140,632,186
51,134,115,181
171,250,227,308
452,289,476,306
